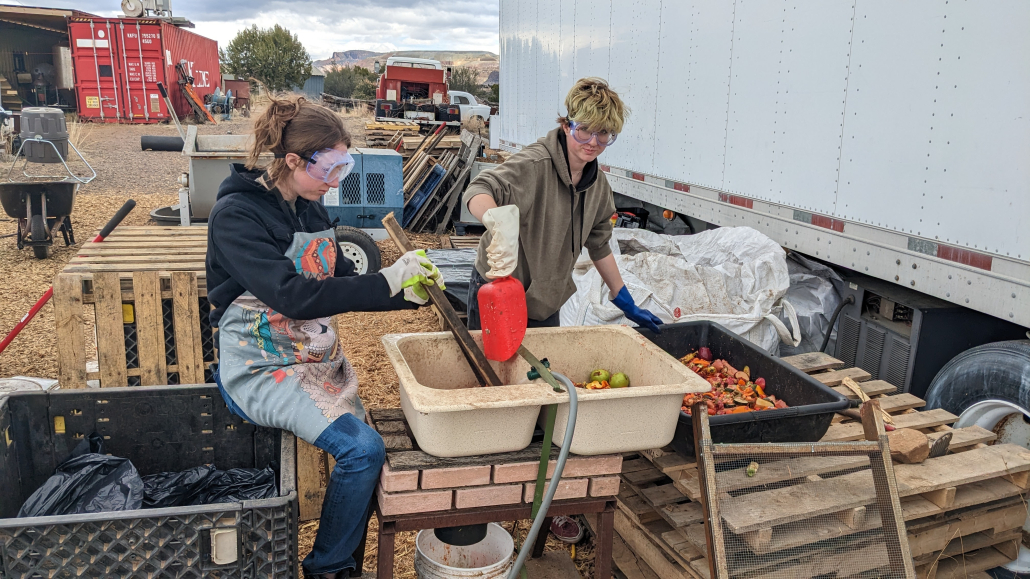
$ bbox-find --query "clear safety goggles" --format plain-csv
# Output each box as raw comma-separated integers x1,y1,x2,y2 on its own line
299,149,355,184
569,120,618,146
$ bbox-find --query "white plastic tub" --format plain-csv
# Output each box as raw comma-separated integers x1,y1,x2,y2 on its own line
414,523,513,578
382,325,709,457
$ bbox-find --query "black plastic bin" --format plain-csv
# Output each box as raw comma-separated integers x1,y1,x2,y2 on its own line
0,385,297,578
637,321,850,456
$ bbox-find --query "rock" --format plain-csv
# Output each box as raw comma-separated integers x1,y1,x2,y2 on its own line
886,428,930,464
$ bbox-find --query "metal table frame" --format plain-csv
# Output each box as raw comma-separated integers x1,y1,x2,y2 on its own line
368,496,616,578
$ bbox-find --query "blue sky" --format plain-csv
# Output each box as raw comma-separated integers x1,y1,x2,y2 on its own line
11,0,500,59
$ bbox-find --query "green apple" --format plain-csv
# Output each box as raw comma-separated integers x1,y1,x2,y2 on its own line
589,369,611,383
610,372,630,388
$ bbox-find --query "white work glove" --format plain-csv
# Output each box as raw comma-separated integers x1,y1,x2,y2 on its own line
380,249,445,305
481,205,520,279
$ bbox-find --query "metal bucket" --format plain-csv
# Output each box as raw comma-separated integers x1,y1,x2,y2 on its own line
414,523,513,578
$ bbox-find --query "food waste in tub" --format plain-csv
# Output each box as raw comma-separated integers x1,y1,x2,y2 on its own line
679,348,789,416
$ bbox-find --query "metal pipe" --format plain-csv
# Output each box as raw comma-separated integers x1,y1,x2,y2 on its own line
105,21,121,120
507,370,578,579
135,21,150,121
89,21,104,121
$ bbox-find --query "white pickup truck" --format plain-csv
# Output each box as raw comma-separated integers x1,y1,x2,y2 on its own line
447,90,490,122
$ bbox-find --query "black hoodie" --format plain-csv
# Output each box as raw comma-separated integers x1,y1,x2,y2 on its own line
205,164,411,328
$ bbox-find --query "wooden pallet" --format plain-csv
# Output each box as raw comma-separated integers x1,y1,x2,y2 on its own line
53,226,328,522
613,352,1030,578
439,234,481,249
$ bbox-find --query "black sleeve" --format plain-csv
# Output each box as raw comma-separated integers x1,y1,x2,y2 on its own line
209,203,413,318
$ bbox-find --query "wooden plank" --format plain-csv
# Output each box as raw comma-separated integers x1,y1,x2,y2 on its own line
297,439,328,521
612,533,663,579
617,493,664,525
812,367,871,385
86,361,214,380
779,352,844,373
719,443,1030,534
654,453,693,474
102,226,209,236
171,271,204,384
614,512,696,579
387,441,560,471
908,502,1027,558
69,254,209,264
820,408,957,441
78,239,209,247
622,458,652,474
63,262,208,273
660,502,704,528
93,272,128,388
75,247,208,256
917,543,1017,579
132,271,167,386
624,465,668,487
640,484,687,507
877,392,927,413
832,379,897,399
675,454,870,499
54,274,87,389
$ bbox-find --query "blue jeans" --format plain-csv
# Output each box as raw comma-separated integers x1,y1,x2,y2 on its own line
214,365,385,576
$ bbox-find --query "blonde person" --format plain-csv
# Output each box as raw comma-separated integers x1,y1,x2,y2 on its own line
464,77,662,334
206,96,442,579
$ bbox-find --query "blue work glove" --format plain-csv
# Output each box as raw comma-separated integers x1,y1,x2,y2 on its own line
611,285,663,334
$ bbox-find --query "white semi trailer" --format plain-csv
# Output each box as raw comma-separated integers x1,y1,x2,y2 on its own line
497,0,1030,540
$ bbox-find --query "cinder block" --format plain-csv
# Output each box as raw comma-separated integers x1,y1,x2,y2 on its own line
588,476,621,497
380,464,419,492
376,485,453,516
421,465,492,489
493,461,556,484
523,478,589,502
455,484,523,509
564,455,623,477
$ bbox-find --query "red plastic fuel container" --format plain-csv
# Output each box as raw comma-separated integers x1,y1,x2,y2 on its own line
477,276,528,361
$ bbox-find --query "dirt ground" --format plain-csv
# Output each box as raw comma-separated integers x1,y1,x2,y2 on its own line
0,106,594,578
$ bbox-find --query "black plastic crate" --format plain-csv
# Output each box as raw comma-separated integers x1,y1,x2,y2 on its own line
637,321,850,456
0,385,297,578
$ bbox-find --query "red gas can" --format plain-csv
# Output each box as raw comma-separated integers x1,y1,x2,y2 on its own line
477,276,528,362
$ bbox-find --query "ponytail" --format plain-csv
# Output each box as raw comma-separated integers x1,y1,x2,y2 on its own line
247,95,352,187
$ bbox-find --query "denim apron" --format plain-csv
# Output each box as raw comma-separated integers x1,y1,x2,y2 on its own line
216,228,364,444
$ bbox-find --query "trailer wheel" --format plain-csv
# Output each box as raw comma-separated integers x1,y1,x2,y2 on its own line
335,226,381,275
30,214,50,259
926,340,1030,578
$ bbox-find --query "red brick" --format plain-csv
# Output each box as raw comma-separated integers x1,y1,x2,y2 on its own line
380,464,418,492
454,485,523,509
493,461,556,484
523,478,589,502
563,455,623,478
376,485,452,516
420,465,492,489
588,476,621,497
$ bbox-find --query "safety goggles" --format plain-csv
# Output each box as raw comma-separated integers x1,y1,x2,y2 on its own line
569,120,618,146
299,149,355,184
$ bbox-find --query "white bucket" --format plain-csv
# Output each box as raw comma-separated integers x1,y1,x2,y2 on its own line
414,523,514,578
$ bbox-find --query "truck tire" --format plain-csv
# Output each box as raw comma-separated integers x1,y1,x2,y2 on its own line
335,226,381,275
925,340,1030,417
30,214,50,259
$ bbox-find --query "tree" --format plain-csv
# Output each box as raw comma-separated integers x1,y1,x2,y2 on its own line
353,78,377,100
488,83,499,103
219,25,311,93
324,65,376,98
449,66,483,96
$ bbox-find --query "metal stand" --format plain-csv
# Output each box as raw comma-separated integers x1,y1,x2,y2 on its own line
372,497,615,578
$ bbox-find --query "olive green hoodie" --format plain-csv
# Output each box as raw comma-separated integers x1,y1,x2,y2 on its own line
462,127,616,320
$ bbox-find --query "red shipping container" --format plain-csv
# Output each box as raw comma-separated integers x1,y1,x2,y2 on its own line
69,17,220,123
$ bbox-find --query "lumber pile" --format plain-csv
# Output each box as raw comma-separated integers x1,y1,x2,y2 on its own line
364,120,420,148
613,353,1030,579
399,128,483,234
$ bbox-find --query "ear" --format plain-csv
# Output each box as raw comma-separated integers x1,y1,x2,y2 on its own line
284,153,304,170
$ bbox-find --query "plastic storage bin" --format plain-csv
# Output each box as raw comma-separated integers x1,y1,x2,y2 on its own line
637,321,850,456
0,385,297,578
382,325,710,458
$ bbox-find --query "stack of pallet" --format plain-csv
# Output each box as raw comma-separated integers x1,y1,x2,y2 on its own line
1,75,21,112
613,353,1030,579
364,120,420,148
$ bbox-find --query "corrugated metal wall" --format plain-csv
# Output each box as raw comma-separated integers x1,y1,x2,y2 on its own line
300,74,324,99
160,22,220,118
0,23,67,106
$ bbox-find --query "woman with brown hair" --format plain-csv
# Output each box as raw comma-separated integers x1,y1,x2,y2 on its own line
206,96,442,578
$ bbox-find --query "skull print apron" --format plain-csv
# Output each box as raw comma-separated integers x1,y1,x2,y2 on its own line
216,228,363,444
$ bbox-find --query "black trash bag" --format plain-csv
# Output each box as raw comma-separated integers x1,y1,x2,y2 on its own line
142,464,218,508
186,466,277,505
18,433,144,517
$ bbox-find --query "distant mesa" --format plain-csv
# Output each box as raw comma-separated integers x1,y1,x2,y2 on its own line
314,50,499,83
